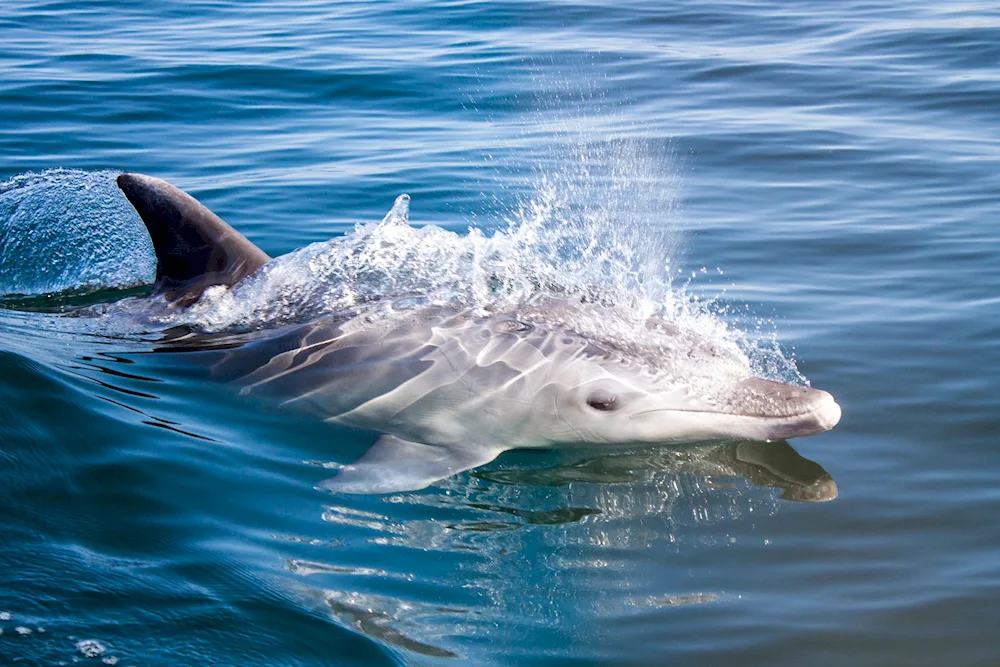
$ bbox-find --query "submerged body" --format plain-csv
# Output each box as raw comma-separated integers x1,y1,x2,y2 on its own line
117,173,841,493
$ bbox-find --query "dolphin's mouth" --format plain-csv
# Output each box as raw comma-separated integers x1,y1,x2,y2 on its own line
630,377,842,441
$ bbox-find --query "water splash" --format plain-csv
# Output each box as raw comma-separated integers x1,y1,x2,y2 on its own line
130,159,799,384
134,139,684,335
0,169,155,298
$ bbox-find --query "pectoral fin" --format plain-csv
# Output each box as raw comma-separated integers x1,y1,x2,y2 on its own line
318,435,503,494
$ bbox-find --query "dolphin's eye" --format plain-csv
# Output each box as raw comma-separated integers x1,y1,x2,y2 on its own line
586,391,618,411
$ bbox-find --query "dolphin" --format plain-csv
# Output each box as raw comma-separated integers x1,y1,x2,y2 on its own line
115,172,842,494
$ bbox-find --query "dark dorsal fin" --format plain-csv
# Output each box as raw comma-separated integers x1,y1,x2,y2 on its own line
117,172,270,305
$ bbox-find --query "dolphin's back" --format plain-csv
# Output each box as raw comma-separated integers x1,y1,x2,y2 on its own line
196,307,562,440
198,310,450,420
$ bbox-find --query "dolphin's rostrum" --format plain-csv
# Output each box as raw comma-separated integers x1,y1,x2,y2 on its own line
116,172,842,494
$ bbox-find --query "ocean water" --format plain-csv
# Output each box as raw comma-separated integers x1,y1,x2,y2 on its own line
1,1,999,665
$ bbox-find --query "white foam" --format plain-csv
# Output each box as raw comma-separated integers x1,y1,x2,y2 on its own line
76,639,107,658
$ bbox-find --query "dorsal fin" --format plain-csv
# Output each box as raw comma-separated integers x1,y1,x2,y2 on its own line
117,172,270,305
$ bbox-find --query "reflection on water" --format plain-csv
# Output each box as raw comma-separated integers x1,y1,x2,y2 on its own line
323,593,460,659
293,440,836,659
476,441,837,503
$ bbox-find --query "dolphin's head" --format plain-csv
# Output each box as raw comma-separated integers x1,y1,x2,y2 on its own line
523,321,842,447
549,370,841,445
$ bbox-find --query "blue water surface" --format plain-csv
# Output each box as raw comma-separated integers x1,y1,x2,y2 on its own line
1,1,999,665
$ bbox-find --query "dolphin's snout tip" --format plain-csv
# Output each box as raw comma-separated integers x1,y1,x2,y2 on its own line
815,391,842,432
731,378,841,440
768,390,841,440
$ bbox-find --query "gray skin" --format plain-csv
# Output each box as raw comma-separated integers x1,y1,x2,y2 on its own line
117,173,842,494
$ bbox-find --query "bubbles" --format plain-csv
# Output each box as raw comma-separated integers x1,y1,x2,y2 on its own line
76,638,108,658
0,169,156,298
